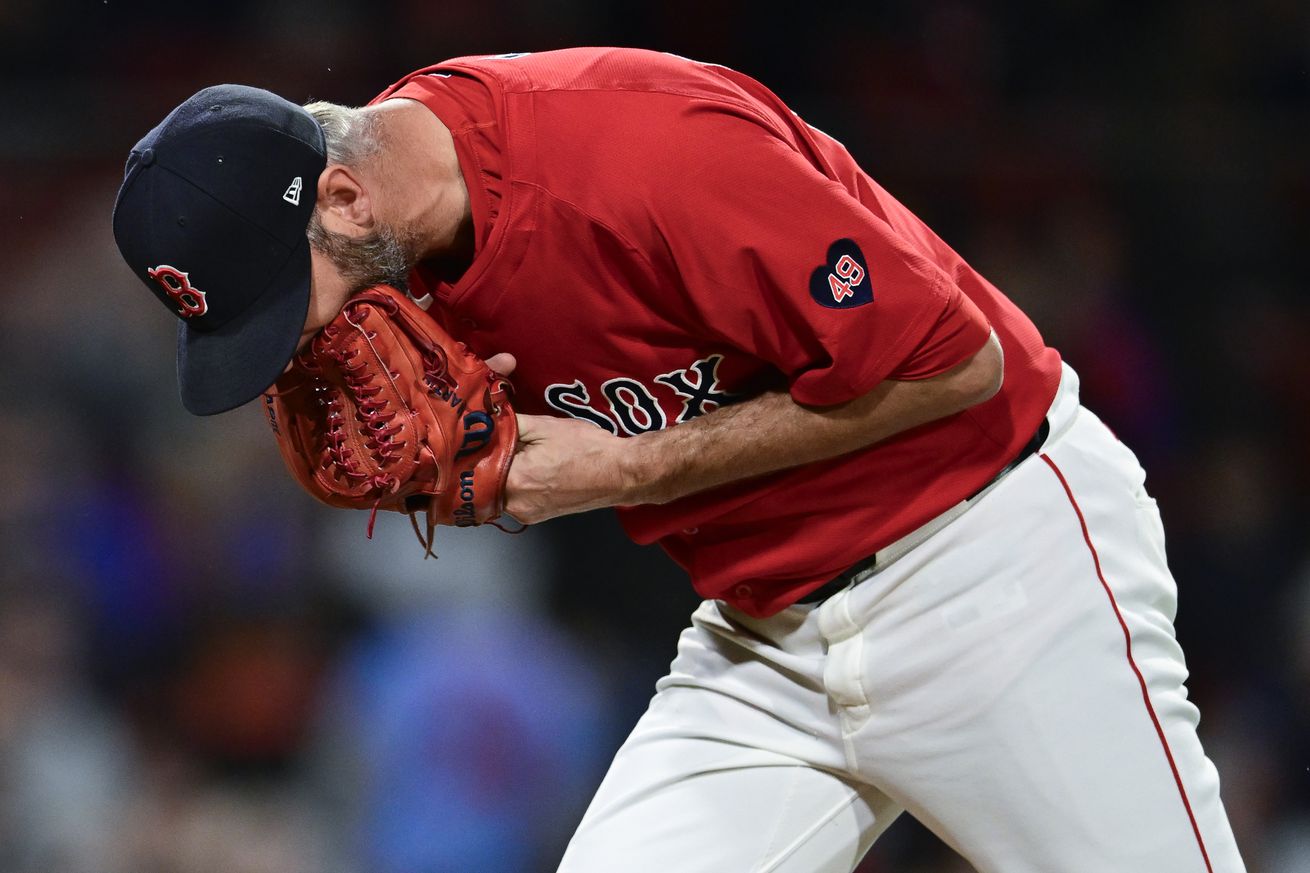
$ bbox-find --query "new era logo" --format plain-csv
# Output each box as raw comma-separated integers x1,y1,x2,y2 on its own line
282,176,303,205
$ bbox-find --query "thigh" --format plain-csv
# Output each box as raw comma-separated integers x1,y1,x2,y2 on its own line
827,411,1246,873
557,687,901,873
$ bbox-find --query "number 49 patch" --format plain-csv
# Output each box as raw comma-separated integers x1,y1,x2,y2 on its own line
809,239,873,309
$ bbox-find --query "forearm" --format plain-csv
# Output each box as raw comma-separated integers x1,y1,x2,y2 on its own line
504,332,1002,523
620,332,1004,506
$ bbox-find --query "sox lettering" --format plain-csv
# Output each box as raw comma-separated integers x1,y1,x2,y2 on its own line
544,381,620,433
547,354,734,433
601,378,667,435
654,354,734,423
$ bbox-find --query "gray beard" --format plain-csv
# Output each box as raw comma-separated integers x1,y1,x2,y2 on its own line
307,216,420,294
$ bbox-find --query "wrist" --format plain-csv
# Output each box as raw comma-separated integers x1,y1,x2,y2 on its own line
615,432,664,506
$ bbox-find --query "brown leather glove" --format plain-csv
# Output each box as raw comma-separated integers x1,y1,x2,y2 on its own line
262,285,517,554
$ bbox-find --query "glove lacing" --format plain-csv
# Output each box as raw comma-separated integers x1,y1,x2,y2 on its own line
283,294,523,556
335,310,409,539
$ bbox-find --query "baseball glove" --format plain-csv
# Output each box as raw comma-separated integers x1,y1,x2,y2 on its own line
262,285,518,555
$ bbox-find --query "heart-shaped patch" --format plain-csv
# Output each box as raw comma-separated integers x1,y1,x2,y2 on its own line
809,239,873,309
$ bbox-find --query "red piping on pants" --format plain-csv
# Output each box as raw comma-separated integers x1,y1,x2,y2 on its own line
1040,453,1214,873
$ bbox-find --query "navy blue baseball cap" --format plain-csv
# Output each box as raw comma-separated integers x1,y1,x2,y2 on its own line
113,84,327,415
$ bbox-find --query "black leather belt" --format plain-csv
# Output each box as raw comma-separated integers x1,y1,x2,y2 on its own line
795,418,1051,606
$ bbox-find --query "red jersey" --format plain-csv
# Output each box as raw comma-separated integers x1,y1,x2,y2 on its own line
372,48,1062,617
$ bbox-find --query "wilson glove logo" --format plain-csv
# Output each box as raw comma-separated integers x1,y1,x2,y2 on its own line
809,239,873,309
455,411,495,458
453,470,478,526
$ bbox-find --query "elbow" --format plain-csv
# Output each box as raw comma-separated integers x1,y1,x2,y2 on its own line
957,331,1005,408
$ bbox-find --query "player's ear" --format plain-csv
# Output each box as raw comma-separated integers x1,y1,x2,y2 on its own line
315,164,374,234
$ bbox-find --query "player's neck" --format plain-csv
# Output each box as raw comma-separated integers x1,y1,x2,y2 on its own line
371,99,471,264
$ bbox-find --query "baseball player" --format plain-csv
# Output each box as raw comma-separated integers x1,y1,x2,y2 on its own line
112,48,1245,872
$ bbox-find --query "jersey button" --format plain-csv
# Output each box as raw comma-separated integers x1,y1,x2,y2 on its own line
459,317,478,330
733,584,753,599
682,527,698,535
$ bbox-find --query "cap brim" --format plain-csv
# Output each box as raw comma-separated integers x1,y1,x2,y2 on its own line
177,240,311,415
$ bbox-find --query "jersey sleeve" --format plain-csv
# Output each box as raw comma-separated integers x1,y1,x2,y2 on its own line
643,104,992,406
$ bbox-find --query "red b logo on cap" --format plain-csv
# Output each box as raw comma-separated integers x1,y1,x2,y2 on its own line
148,265,208,317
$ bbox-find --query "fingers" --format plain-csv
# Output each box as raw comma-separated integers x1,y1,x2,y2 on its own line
515,413,576,443
515,412,548,442
485,352,517,376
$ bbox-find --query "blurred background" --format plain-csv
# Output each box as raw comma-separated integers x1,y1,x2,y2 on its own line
1,1,1307,870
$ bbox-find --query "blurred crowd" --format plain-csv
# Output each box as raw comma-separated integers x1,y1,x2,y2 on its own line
1,1,1307,871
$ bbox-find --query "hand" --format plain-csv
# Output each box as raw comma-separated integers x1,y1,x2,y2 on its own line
484,352,517,377
505,414,637,524
481,352,640,524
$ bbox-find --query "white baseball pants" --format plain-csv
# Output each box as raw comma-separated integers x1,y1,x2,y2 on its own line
557,365,1246,873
